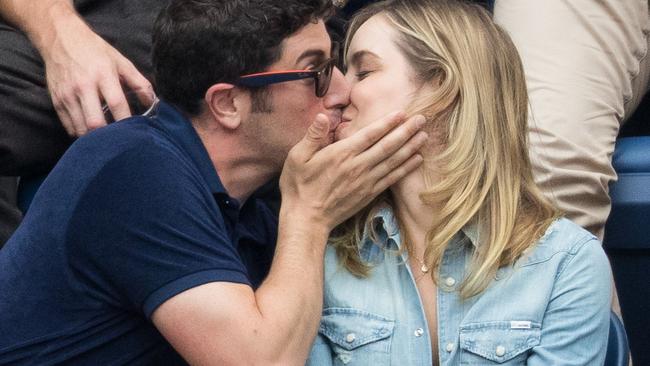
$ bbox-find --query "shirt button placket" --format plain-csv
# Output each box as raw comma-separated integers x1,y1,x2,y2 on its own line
445,342,454,352
444,276,456,287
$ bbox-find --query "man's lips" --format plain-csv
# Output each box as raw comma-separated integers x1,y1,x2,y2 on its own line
328,114,343,132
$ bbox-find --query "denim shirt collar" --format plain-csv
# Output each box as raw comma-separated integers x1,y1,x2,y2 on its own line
368,207,563,266
365,206,480,254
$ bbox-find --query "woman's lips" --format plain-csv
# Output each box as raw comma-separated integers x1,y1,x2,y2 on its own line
334,120,351,141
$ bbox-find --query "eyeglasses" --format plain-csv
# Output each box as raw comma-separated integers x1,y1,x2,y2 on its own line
237,57,336,97
237,43,340,98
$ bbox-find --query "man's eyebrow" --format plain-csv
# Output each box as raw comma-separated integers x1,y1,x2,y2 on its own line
295,49,327,65
348,50,380,67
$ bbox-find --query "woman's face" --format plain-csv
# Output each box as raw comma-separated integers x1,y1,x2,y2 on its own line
336,14,425,140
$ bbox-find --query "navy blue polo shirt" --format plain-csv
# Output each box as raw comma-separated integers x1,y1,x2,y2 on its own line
0,101,278,365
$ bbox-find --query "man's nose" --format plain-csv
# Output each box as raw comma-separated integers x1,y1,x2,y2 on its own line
323,67,351,109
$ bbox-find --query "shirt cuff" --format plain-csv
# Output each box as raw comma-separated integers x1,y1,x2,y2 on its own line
142,269,250,318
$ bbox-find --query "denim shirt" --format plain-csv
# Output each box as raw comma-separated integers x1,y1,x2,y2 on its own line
307,208,612,365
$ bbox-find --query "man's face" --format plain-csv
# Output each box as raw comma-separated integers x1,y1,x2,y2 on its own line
241,20,350,170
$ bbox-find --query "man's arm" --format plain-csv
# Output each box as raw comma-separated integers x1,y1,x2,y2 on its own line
153,113,427,366
0,0,154,136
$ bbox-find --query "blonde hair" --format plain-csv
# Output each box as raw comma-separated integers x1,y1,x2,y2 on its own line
331,0,561,299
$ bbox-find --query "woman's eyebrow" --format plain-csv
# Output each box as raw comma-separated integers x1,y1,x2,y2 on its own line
348,50,380,67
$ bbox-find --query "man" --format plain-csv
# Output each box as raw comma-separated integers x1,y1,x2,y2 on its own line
0,177,20,245
0,0,427,364
0,0,165,245
493,0,650,240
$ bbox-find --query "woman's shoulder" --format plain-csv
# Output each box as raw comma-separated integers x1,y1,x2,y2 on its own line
520,217,605,268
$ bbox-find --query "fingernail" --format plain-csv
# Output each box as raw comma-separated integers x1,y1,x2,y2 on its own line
415,116,426,128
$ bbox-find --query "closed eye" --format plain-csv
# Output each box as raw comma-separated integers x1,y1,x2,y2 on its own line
355,70,372,80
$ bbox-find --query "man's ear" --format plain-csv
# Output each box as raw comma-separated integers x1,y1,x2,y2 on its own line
204,83,248,130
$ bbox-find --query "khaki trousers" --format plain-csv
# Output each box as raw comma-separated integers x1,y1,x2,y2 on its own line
494,0,650,240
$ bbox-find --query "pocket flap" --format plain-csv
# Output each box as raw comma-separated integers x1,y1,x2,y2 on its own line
319,308,395,351
459,321,541,362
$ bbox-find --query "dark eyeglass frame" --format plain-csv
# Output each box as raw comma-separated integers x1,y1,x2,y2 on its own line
237,57,336,97
236,43,340,98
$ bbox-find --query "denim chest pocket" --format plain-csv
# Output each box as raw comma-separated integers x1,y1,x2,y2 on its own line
318,308,395,365
459,321,541,365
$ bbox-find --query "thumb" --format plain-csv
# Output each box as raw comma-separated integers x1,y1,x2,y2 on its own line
295,113,331,158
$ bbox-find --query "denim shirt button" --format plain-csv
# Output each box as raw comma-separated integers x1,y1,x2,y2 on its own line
345,333,356,343
445,277,456,287
495,345,506,357
414,328,424,337
445,342,454,352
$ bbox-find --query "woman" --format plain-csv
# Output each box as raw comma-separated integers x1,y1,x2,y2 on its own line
307,0,612,365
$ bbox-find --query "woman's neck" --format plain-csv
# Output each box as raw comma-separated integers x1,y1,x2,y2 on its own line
390,168,439,255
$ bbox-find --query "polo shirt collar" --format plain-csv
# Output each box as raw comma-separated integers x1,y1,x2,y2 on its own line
151,100,227,196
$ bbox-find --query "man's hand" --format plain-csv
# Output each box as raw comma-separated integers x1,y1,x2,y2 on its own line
1,0,154,136
41,16,154,136
280,111,428,232
153,112,427,366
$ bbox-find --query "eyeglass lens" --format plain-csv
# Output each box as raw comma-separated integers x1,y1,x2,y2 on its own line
316,42,340,97
316,60,334,97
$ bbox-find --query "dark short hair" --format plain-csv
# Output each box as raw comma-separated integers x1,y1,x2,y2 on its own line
152,0,334,115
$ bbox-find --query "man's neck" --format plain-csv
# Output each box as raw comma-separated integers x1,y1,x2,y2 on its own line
194,124,278,204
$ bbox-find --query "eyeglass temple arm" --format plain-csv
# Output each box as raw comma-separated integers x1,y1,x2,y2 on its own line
237,71,315,87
